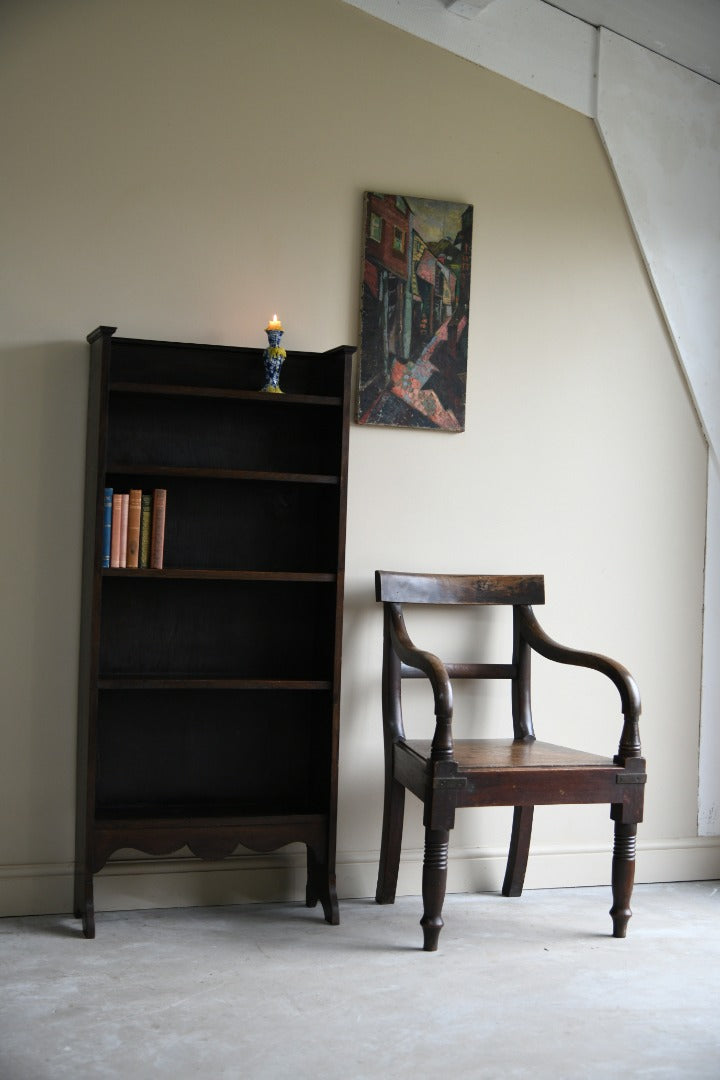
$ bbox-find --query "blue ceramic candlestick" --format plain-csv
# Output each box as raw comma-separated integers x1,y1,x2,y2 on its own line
261,316,286,393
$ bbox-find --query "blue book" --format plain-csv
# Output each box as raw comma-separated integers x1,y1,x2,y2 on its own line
102,488,113,567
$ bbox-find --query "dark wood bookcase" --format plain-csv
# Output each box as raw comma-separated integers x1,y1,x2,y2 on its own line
75,326,353,937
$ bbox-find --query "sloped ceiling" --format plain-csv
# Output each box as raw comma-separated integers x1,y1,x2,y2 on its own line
343,0,720,115
544,0,720,82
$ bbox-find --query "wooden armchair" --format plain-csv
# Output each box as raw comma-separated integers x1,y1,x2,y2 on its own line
375,571,645,951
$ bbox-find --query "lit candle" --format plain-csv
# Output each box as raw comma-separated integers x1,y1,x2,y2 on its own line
266,313,283,331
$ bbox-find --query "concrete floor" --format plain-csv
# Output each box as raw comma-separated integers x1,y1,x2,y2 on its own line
1,881,718,1080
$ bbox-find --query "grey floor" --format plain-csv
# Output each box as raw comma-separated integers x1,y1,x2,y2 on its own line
1,882,718,1080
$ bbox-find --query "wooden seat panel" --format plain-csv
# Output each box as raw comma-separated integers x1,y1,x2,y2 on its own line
403,738,615,770
396,739,627,808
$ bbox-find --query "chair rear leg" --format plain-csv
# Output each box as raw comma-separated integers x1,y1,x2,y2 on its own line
420,827,449,951
610,821,637,937
376,777,405,904
502,805,534,897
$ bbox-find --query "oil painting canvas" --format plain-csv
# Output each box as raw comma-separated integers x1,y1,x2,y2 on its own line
357,193,473,431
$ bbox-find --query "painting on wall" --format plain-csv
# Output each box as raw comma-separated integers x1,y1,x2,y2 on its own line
356,192,473,431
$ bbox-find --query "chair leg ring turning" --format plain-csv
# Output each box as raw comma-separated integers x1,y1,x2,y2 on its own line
421,829,449,951
610,822,637,938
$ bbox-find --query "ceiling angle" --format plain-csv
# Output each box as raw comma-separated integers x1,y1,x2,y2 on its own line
446,0,498,18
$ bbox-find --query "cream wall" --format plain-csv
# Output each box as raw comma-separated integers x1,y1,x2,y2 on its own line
344,0,720,839
1,0,716,918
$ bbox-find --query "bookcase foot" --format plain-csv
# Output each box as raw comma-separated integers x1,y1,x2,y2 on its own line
74,869,96,937
321,881,340,926
305,842,339,925
82,904,96,939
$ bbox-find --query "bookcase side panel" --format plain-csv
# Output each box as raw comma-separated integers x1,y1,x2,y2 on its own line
324,349,354,874
75,328,114,924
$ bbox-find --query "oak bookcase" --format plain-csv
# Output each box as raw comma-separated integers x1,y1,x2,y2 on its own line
75,326,353,937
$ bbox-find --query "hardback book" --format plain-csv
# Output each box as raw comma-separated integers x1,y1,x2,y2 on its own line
126,489,142,568
150,489,167,569
119,493,129,568
102,488,113,568
110,493,123,568
139,492,152,569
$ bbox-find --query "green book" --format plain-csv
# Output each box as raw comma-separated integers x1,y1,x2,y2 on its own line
139,492,152,568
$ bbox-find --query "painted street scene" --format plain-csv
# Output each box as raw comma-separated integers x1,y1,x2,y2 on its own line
357,193,473,431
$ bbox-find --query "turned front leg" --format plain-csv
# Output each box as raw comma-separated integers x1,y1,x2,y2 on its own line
421,828,449,951
610,821,637,937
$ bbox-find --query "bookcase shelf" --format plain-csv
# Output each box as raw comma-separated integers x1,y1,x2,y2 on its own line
107,464,340,484
102,569,337,581
110,380,343,407
97,678,333,689
75,326,353,937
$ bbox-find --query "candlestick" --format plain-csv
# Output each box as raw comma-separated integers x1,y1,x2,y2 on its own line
261,317,286,393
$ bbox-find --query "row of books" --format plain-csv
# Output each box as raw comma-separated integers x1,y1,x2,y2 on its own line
103,488,167,569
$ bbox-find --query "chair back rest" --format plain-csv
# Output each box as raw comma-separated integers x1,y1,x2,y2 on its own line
375,571,545,607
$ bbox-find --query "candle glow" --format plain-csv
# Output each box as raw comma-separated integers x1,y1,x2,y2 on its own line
266,313,283,331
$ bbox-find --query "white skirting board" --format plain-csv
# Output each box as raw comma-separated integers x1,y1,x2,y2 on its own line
3,839,719,919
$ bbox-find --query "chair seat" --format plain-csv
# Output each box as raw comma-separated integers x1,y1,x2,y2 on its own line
396,738,625,809
404,738,615,770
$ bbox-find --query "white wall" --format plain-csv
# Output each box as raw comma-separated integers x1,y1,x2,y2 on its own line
0,0,716,918
595,31,720,835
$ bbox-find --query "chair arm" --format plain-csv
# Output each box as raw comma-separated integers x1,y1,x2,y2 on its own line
517,605,642,758
387,605,453,717
387,604,454,760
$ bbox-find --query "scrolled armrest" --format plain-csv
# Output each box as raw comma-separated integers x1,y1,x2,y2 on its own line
387,605,453,718
517,605,642,758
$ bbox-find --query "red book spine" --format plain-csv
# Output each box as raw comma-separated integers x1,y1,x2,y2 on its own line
118,494,129,568
126,489,142,568
110,493,123,568
150,489,167,569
